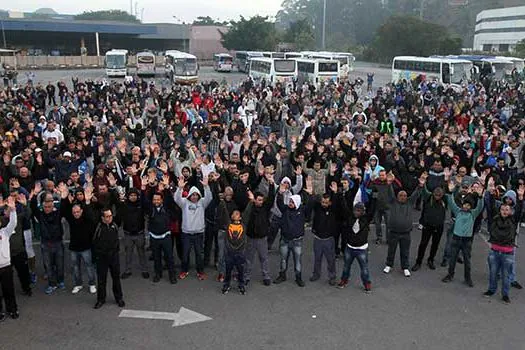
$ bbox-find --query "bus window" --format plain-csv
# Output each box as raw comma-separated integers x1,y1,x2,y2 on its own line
442,63,451,84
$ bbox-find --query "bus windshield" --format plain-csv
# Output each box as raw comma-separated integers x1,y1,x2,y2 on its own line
334,57,348,66
274,60,295,73
106,55,126,68
175,58,197,76
451,63,471,84
318,62,338,73
138,56,154,64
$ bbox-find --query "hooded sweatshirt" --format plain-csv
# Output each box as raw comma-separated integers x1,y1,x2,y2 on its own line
270,176,302,218
0,210,18,268
366,155,384,181
174,185,213,234
276,193,307,240
446,194,484,238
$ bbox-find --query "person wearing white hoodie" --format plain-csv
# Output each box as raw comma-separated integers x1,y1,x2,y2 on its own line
267,173,303,250
0,197,19,321
174,176,213,281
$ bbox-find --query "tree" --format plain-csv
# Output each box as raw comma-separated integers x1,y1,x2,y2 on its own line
193,16,228,26
370,15,462,63
75,10,139,23
515,39,525,58
220,16,279,51
284,18,315,50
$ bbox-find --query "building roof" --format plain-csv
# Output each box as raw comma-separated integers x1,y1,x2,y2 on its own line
1,18,189,39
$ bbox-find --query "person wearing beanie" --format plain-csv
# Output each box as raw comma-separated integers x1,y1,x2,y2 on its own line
273,178,311,287
116,187,149,280
442,181,485,287
338,200,374,292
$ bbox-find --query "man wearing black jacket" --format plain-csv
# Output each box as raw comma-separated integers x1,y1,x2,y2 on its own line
92,207,125,309
244,177,275,286
412,187,447,272
116,188,149,280
60,191,97,295
308,183,339,285
143,179,177,285
338,200,374,292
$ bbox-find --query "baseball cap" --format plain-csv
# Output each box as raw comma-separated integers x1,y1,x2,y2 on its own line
63,151,72,158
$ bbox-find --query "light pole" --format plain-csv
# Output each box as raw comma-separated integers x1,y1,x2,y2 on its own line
1,19,6,48
322,0,327,50
173,16,187,52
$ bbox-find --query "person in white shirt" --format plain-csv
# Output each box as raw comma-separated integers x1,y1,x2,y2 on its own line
0,197,19,321
42,120,65,144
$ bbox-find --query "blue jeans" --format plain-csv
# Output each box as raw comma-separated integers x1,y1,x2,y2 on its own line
279,237,303,277
488,249,514,297
341,247,370,284
70,249,96,286
42,241,64,287
181,232,204,273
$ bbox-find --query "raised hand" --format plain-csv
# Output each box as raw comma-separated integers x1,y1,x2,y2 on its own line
84,173,92,184
265,172,275,185
201,176,209,187
34,182,42,194
17,193,27,206
279,183,287,194
107,173,117,187
58,182,69,199
6,196,16,210
162,174,170,187
247,190,254,201
84,186,93,203
448,181,456,193
418,176,426,187
295,165,303,176
141,176,149,188
177,176,187,189
330,181,338,193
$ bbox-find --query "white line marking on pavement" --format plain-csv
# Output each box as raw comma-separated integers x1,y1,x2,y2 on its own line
119,307,212,327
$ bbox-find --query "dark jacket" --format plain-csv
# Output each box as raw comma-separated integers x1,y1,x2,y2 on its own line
92,222,120,257
217,199,239,231
144,189,173,236
340,194,374,248
117,192,146,235
61,199,96,252
9,203,31,256
31,198,63,243
309,198,339,239
223,203,252,253
420,188,447,228
276,192,307,240
489,215,517,247
369,179,392,211
247,184,275,239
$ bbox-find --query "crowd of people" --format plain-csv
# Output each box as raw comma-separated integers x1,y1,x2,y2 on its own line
0,69,524,322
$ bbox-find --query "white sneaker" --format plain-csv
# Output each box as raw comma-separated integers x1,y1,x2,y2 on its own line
72,286,83,294
383,266,391,274
89,285,97,294
403,269,411,277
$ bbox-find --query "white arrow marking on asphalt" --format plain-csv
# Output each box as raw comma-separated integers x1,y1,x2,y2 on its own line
119,307,212,327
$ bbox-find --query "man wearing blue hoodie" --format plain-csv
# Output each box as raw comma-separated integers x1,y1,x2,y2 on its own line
174,176,213,281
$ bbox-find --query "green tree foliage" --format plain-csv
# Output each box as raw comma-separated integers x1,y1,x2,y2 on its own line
75,10,140,23
370,15,462,63
192,16,228,26
515,40,525,59
220,16,279,51
284,18,315,50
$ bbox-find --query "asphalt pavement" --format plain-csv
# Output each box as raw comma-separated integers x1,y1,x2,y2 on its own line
1,208,524,350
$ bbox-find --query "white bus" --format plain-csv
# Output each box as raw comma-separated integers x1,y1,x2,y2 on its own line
303,52,352,80
392,56,472,87
284,52,304,60
213,53,233,72
296,58,340,88
105,49,128,77
165,50,199,84
235,51,264,73
261,52,285,59
136,51,156,77
324,51,355,72
249,57,296,87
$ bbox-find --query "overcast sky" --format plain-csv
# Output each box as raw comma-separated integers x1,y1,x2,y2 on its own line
6,0,284,23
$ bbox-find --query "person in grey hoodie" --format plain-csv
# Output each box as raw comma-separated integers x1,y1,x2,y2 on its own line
267,171,303,249
174,176,213,280
383,176,425,277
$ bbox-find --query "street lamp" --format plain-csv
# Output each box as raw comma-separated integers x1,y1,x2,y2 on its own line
322,0,327,50
173,15,187,52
